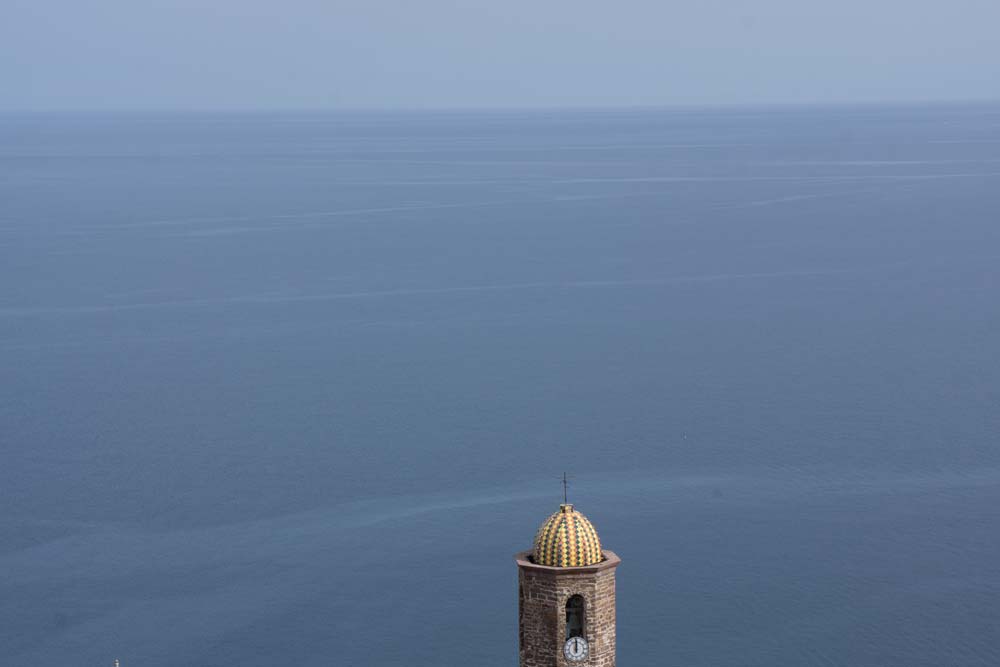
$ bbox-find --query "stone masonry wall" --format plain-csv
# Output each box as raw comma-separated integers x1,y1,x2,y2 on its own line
517,552,618,667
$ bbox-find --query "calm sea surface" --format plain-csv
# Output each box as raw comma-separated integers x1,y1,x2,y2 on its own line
2,105,999,666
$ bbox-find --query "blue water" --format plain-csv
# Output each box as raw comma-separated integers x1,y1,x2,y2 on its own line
2,104,999,666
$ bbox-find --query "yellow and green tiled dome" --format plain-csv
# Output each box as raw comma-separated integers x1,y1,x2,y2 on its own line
532,503,603,567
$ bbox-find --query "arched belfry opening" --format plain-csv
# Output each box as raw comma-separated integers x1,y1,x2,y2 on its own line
565,594,586,639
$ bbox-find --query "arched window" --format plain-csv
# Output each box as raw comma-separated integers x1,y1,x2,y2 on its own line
565,594,586,639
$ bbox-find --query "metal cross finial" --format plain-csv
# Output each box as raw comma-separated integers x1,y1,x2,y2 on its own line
562,472,569,504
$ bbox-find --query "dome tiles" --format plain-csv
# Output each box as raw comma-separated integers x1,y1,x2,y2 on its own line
532,503,603,567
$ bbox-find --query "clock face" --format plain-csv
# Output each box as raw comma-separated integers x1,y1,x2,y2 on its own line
563,636,589,662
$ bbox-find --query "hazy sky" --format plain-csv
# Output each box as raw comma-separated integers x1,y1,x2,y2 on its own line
2,0,998,110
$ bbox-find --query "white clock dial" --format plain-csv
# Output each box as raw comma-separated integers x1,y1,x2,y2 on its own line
563,636,589,662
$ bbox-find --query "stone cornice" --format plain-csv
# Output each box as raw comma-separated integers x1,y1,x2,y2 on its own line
514,550,620,574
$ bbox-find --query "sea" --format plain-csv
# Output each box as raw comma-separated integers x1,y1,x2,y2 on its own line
1,104,999,666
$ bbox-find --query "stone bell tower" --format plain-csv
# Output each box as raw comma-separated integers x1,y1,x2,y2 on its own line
516,503,621,667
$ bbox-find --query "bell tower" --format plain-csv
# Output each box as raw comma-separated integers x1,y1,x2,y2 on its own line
516,503,621,667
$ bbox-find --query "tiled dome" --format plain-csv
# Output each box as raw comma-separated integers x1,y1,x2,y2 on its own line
532,503,603,567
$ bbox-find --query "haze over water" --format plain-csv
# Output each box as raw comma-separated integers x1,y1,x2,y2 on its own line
2,104,999,666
